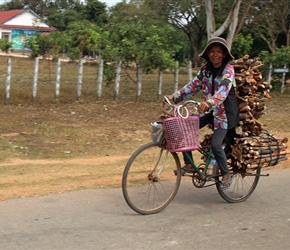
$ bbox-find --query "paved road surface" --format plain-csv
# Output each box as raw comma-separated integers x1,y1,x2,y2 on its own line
1,167,290,250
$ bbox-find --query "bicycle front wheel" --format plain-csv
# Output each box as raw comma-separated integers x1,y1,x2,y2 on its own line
122,142,181,215
216,167,261,203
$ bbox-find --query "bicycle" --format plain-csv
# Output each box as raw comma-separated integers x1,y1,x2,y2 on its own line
122,97,267,215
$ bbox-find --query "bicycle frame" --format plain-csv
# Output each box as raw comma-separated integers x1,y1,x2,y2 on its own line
183,148,217,180
122,96,265,215
152,148,169,178
162,97,216,180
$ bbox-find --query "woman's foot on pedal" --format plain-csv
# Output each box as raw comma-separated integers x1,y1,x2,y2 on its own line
181,164,195,175
174,164,195,176
220,173,234,190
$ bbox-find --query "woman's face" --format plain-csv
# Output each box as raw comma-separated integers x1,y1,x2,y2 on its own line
207,45,226,68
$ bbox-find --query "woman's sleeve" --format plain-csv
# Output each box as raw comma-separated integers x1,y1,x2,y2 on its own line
173,70,203,103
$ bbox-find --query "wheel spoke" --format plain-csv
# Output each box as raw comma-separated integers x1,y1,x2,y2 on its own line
122,142,181,214
216,167,261,203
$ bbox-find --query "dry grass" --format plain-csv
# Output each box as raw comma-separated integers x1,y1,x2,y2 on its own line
0,55,180,103
0,55,289,201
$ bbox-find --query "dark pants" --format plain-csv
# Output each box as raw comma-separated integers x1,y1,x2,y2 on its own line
183,113,229,176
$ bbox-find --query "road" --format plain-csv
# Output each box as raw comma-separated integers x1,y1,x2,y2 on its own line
1,167,290,250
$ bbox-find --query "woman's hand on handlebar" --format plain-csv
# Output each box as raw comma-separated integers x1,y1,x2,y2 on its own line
165,95,174,101
162,95,173,108
162,95,209,116
198,101,209,113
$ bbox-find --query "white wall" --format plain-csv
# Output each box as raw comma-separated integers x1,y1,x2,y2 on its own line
4,12,49,27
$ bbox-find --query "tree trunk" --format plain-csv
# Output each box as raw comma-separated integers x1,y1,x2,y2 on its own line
226,0,241,50
205,0,214,39
287,28,290,46
187,61,192,82
205,0,244,50
192,44,200,68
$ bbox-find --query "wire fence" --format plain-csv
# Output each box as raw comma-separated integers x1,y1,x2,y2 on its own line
0,55,193,104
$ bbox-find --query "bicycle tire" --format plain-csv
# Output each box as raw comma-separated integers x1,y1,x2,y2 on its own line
216,165,261,203
122,141,181,215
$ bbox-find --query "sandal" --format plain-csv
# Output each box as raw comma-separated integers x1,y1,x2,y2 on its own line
174,166,195,176
180,165,196,176
220,174,234,191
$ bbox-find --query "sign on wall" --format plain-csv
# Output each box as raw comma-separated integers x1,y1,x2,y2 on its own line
11,29,35,50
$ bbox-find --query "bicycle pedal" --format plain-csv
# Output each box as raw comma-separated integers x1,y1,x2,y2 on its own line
173,169,195,176
206,174,218,179
183,172,194,177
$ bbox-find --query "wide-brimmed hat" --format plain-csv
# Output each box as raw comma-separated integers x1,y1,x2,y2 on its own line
198,37,234,61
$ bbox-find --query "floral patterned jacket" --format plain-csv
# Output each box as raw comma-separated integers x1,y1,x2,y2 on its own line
173,62,239,130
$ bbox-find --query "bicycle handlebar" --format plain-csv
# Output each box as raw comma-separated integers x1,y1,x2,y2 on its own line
162,96,200,119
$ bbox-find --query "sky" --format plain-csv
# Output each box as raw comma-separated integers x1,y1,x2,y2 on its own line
101,0,123,7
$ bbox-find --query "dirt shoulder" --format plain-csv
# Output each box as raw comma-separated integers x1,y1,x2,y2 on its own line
0,93,289,201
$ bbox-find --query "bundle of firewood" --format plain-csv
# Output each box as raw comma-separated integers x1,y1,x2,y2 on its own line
232,54,272,135
200,131,289,170
200,134,212,153
231,134,289,170
199,55,289,169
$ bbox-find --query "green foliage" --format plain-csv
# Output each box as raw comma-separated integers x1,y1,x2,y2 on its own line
48,31,70,56
103,21,181,75
64,21,102,59
24,19,103,60
46,0,108,31
0,0,26,11
103,64,116,85
66,47,81,61
259,47,290,91
24,32,63,58
4,0,290,75
23,35,39,58
259,47,290,69
102,2,182,81
144,0,207,66
0,39,13,53
231,33,253,58
271,47,290,67
46,8,84,31
84,0,108,25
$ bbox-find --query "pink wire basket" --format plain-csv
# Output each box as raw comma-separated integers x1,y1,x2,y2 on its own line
163,115,199,153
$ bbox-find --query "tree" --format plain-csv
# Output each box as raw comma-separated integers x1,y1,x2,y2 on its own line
259,47,290,92
46,8,84,31
0,38,13,53
64,21,102,59
247,0,290,52
103,2,182,83
231,33,253,58
46,0,108,31
84,0,108,26
144,0,252,66
24,20,102,60
205,0,252,50
0,0,84,17
144,0,207,67
24,31,68,58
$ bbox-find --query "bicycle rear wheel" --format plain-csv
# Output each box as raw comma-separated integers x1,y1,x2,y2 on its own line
122,141,181,215
216,166,261,203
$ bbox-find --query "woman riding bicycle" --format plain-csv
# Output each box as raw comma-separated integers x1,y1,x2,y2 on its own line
166,37,239,190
